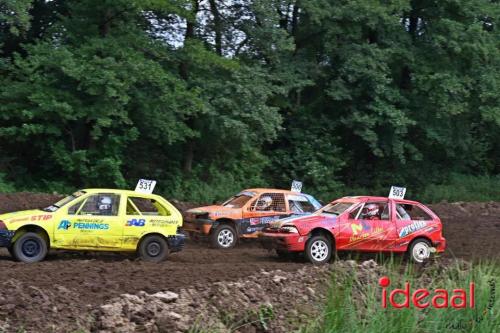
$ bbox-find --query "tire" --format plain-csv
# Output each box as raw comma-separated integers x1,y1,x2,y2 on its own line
211,225,237,249
408,239,432,263
12,232,48,263
305,235,332,265
138,235,169,262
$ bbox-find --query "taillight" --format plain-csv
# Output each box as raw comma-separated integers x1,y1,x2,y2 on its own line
0,221,6,230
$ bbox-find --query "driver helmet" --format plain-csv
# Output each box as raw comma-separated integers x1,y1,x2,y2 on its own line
362,203,379,218
98,196,112,211
259,196,273,209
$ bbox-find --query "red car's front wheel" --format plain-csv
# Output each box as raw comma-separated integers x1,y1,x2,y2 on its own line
305,235,332,265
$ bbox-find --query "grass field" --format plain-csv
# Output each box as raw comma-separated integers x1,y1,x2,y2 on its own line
303,259,499,333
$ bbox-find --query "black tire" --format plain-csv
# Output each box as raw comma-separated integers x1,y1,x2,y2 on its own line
211,224,237,249
138,235,169,262
305,235,332,265
12,232,48,263
407,238,432,263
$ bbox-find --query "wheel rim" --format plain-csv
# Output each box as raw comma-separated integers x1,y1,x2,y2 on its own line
146,241,162,257
22,239,41,258
310,240,329,262
412,242,430,262
217,229,234,248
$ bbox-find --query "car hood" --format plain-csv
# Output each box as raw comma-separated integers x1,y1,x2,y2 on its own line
186,205,242,219
0,209,47,224
271,214,338,229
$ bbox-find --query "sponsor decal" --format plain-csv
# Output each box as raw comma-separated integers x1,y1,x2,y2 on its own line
379,276,475,309
126,218,146,227
399,221,427,238
249,218,260,225
31,214,52,222
74,222,109,230
246,226,258,233
9,217,30,224
57,220,109,230
150,219,177,227
58,220,71,230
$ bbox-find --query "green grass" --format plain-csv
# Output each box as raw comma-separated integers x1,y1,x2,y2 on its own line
303,259,499,333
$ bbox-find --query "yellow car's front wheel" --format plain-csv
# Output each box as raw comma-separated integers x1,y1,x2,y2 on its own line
12,232,48,263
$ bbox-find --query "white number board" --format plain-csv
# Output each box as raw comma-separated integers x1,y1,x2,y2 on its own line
291,180,303,193
389,186,406,199
135,179,157,194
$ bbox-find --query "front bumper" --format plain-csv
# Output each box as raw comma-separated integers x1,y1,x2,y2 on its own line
0,230,14,247
260,232,307,252
167,234,186,253
182,219,214,235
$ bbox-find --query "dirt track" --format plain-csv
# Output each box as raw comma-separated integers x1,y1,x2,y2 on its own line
0,193,499,332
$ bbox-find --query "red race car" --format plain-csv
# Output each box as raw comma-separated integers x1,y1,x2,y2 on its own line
260,196,446,264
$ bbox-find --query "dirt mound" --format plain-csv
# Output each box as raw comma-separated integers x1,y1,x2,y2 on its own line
92,260,388,333
430,201,500,260
0,192,63,214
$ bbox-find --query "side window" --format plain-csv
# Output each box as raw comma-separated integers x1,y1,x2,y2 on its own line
348,205,363,219
68,200,84,215
287,195,316,213
251,193,286,212
78,194,120,216
359,202,389,221
127,197,170,216
396,204,432,221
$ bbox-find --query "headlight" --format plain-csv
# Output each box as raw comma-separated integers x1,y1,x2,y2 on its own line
280,225,299,234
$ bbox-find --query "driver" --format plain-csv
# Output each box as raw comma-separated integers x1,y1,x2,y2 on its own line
361,203,380,220
98,196,113,215
258,196,273,211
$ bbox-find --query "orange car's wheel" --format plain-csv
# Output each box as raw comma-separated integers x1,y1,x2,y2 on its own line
211,224,237,249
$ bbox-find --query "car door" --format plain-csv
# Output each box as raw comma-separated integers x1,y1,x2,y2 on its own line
340,201,390,251
54,193,124,249
244,193,288,234
122,195,178,250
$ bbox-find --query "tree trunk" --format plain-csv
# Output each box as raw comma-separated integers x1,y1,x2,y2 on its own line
180,0,199,174
208,0,223,56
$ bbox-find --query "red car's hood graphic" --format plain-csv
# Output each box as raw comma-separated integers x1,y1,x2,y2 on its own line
273,214,337,229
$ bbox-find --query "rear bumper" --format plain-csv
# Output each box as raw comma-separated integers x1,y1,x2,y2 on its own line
433,237,446,253
260,232,307,252
167,234,186,253
182,219,214,235
0,230,14,247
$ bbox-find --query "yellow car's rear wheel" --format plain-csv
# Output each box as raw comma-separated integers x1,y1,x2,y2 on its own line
138,235,169,262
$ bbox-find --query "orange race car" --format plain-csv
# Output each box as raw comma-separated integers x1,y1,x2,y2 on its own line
183,188,322,248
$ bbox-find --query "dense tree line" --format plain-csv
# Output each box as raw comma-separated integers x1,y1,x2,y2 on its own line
0,0,498,201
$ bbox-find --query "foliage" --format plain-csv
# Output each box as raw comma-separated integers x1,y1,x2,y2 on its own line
0,0,498,201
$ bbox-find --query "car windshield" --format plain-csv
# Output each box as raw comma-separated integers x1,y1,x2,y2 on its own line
319,202,355,216
222,193,254,208
43,191,86,212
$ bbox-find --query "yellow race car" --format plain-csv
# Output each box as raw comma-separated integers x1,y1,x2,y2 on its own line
0,188,184,263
